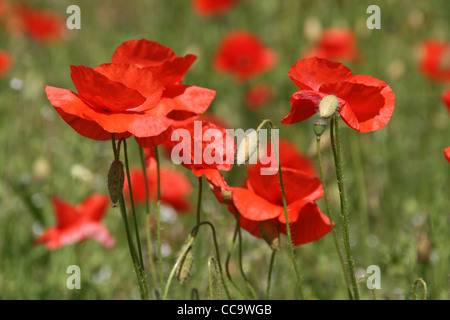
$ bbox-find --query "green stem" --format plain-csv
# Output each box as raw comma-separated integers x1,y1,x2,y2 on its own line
330,117,360,300
260,119,305,299
412,278,428,300
195,176,203,229
138,145,159,299
265,249,276,300
316,133,353,300
154,145,164,295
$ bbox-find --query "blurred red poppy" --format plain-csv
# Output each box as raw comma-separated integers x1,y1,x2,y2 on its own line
35,195,114,250
282,57,395,132
444,147,450,162
45,39,215,148
244,82,273,111
13,3,65,43
302,27,361,62
213,30,277,81
192,0,241,16
123,166,193,212
442,88,450,113
0,49,12,77
418,40,450,82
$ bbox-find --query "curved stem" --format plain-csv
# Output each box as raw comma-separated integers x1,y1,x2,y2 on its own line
316,134,353,299
412,278,428,300
265,249,276,300
330,117,360,300
154,146,164,295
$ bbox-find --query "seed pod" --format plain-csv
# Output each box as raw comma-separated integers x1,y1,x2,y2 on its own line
107,159,124,204
177,245,194,284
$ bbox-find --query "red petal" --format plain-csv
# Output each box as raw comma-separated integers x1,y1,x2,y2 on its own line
70,65,146,112
443,89,450,113
112,39,176,68
288,57,354,91
231,187,283,221
94,63,164,112
281,90,324,125
444,147,450,162
77,194,110,222
280,201,331,245
52,196,79,229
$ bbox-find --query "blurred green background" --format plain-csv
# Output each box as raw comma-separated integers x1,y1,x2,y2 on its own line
0,0,448,300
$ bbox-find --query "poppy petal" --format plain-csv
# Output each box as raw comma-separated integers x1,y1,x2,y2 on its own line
231,187,283,221
281,90,325,125
288,57,354,91
78,195,110,222
70,65,146,113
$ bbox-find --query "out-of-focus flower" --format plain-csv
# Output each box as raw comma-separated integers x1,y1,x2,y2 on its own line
302,27,361,63
0,49,12,77
45,39,215,148
282,57,395,133
444,147,450,162
123,166,193,213
13,3,66,43
244,82,274,111
213,30,277,82
442,88,450,113
418,39,450,82
192,0,241,16
35,195,114,249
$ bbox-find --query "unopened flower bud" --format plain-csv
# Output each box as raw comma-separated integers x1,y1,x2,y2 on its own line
177,245,194,284
313,119,327,137
236,130,259,166
107,159,124,205
319,95,339,119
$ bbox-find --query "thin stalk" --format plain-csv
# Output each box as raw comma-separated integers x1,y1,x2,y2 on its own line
265,249,276,300
316,133,353,299
259,119,305,299
195,176,203,230
138,145,159,299
412,278,428,300
330,116,360,300
154,145,164,295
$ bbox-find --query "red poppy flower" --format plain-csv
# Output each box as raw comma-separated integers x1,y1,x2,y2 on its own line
123,166,193,212
35,195,114,250
418,39,450,82
0,49,12,78
302,27,361,62
442,89,450,113
14,4,65,43
444,147,450,162
166,119,235,179
244,82,273,110
192,0,241,16
213,30,277,81
45,39,215,148
230,165,330,246
281,57,395,132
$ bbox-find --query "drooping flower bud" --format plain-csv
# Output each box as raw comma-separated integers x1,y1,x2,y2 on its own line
177,242,194,284
107,159,124,205
236,130,259,166
318,95,339,119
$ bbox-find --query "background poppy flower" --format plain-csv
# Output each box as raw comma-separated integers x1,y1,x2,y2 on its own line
418,39,450,82
230,165,331,246
35,195,114,250
282,57,395,132
192,0,242,16
13,3,65,43
123,166,193,213
442,88,450,113
46,39,215,148
213,30,277,81
0,49,12,78
444,147,450,162
302,27,361,62
244,82,274,111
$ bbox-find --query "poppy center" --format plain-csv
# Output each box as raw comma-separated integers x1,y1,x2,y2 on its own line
318,95,339,119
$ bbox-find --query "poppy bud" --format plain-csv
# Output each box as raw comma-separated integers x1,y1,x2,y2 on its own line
319,95,339,119
416,233,431,264
258,220,280,251
236,130,259,166
107,159,124,205
313,119,327,137
177,243,194,284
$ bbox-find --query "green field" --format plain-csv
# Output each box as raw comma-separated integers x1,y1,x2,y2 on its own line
0,0,449,300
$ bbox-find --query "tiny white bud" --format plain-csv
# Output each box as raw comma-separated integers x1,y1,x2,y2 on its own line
319,95,340,119
236,130,259,166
